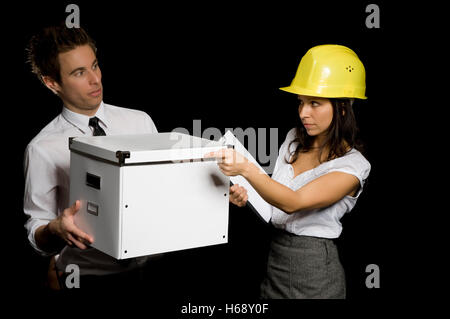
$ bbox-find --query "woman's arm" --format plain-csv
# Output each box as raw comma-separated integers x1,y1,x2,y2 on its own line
205,149,359,214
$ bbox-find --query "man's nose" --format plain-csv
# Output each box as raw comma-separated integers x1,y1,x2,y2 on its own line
88,69,101,84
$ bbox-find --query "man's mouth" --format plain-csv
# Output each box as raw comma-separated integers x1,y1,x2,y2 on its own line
88,88,102,97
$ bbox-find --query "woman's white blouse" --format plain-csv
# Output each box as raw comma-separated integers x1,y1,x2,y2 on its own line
270,128,371,238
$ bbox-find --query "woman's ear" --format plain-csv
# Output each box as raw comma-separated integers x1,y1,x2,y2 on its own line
341,102,346,116
41,75,61,95
341,99,354,116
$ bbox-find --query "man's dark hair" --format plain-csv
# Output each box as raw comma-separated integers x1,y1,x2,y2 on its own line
26,24,97,84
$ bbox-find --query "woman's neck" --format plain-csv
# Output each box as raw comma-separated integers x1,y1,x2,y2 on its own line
310,135,326,149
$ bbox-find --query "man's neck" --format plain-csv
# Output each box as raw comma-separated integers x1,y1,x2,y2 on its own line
63,102,101,117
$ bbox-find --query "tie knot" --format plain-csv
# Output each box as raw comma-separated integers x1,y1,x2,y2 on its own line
89,117,106,136
89,117,100,126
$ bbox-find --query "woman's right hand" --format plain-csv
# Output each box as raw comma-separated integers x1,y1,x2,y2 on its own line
229,184,248,207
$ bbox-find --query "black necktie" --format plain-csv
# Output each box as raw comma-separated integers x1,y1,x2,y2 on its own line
89,117,106,136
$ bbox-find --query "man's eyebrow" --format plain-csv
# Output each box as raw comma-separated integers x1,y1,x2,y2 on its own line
69,59,98,75
69,66,86,75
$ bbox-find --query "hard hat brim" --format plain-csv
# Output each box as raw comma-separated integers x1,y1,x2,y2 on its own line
279,85,367,100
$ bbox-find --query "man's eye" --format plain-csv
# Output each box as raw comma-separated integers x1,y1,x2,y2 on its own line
75,71,84,77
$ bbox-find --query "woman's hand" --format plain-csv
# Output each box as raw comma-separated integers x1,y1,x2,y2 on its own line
229,184,248,207
204,149,249,177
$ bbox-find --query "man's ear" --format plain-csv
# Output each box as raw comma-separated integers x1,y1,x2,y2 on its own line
41,76,61,95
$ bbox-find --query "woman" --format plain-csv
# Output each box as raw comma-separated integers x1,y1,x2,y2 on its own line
206,44,371,299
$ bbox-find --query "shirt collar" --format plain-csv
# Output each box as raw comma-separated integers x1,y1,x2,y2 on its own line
62,101,109,134
93,102,108,128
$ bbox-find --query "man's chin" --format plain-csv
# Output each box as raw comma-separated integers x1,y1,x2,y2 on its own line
86,95,103,108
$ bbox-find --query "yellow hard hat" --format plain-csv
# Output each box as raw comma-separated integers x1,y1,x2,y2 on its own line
280,44,367,99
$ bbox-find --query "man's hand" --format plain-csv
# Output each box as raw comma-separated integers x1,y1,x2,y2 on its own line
229,184,248,207
47,200,93,249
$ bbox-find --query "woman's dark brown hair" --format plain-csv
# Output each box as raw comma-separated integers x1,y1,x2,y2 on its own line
287,98,364,164
26,24,96,84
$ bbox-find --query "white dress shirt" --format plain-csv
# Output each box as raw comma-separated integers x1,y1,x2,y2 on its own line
270,128,371,239
23,101,158,275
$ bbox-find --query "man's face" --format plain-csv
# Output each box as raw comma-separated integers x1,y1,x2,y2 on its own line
54,44,103,115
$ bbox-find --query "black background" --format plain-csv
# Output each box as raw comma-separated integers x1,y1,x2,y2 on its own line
3,0,427,315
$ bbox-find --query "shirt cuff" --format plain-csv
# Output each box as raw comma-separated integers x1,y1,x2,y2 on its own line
27,220,58,256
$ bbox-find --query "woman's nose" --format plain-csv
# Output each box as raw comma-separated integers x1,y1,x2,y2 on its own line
299,104,311,119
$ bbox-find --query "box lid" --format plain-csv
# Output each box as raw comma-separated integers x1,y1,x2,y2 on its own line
69,132,228,165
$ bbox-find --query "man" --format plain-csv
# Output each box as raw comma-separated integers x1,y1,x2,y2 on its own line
24,25,159,289
24,24,248,290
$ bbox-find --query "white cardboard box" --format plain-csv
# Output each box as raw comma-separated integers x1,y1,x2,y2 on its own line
69,132,230,259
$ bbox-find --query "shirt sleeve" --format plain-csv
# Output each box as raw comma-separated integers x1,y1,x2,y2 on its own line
327,151,371,198
23,143,59,256
144,112,158,133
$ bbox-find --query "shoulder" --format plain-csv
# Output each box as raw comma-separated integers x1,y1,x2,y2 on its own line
26,114,68,155
273,128,298,174
343,149,371,172
279,128,298,152
285,128,297,143
103,102,157,133
328,149,371,181
103,103,152,120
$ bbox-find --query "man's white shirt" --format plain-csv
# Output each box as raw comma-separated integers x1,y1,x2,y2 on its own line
23,101,158,275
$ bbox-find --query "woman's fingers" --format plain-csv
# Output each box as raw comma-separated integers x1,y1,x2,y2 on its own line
204,150,225,160
205,149,248,176
205,149,240,162
229,184,248,207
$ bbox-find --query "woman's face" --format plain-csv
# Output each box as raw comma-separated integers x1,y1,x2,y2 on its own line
297,95,334,138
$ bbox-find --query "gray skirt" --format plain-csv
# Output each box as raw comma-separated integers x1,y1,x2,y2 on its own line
260,227,346,299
